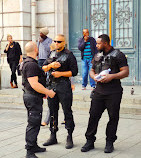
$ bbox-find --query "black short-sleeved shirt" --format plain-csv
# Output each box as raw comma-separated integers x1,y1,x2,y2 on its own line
22,57,46,97
93,47,128,95
43,48,78,79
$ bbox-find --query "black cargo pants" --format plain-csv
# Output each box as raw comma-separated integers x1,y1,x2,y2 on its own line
23,93,43,150
48,80,75,135
9,61,19,85
85,91,122,143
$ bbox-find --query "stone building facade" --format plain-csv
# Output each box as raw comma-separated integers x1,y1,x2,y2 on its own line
0,0,141,88
0,0,68,88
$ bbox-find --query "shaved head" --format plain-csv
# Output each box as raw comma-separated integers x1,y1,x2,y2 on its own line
54,34,66,52
54,34,65,42
83,29,89,33
25,41,37,54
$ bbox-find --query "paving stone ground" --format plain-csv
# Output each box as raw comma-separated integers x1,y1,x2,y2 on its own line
0,105,141,158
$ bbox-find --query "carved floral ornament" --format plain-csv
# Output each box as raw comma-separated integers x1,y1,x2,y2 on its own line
116,7,132,24
115,2,133,48
91,9,107,27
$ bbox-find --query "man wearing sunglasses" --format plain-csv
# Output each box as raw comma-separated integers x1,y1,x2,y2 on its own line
42,34,78,149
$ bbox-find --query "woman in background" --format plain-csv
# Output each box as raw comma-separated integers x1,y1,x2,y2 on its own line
4,34,22,88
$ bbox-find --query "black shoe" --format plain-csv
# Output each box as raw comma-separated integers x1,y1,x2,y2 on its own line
26,151,38,158
65,135,73,149
43,133,58,146
81,140,94,152
104,141,114,153
31,145,46,153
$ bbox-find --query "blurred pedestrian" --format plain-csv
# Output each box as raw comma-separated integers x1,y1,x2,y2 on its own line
78,29,97,90
41,42,56,126
4,34,22,88
37,27,52,67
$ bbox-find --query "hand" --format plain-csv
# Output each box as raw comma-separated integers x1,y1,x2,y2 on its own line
71,84,75,91
51,71,61,78
39,37,43,43
19,58,22,63
43,94,48,99
93,74,99,82
51,62,61,69
84,36,89,42
47,89,56,98
99,74,114,83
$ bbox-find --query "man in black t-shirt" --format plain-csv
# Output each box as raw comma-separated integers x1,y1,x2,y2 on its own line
22,41,55,158
81,34,129,153
42,34,78,149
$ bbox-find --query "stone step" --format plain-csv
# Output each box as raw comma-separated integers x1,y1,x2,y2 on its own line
72,101,141,115
0,88,141,105
0,92,140,106
1,101,141,115
0,88,23,96
73,93,141,105
0,95,23,104
0,86,141,115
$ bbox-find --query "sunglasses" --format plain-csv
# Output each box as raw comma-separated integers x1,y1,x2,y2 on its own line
54,41,63,43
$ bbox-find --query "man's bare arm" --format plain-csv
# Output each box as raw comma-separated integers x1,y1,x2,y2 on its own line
28,76,55,98
42,62,61,72
90,68,98,82
51,71,72,78
100,66,129,83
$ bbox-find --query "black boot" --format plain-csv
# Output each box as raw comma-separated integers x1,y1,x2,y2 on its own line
65,135,73,149
26,150,38,158
81,140,94,152
31,145,46,153
43,133,58,146
104,141,114,153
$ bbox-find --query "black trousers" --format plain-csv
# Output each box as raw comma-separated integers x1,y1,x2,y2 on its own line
48,80,75,134
9,61,18,85
23,93,43,150
85,91,122,143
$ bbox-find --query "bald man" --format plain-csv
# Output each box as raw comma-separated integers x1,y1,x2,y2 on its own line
42,34,78,149
22,41,55,158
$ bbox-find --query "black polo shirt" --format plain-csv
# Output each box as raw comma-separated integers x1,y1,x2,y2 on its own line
93,47,128,95
43,48,78,77
22,56,46,97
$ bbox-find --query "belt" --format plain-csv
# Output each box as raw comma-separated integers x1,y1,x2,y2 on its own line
23,89,44,98
52,77,69,83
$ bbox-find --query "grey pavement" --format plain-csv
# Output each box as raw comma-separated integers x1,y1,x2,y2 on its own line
0,104,141,158
0,84,141,158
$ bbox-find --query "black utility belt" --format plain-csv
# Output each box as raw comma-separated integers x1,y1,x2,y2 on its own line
52,77,69,83
23,89,44,98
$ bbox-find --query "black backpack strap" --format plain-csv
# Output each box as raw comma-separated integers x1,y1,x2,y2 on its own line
20,58,35,71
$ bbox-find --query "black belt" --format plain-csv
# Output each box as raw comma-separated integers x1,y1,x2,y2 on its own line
23,89,44,98
52,77,69,83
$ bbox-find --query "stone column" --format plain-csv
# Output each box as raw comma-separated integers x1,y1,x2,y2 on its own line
0,0,31,88
55,0,69,44
31,0,36,42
